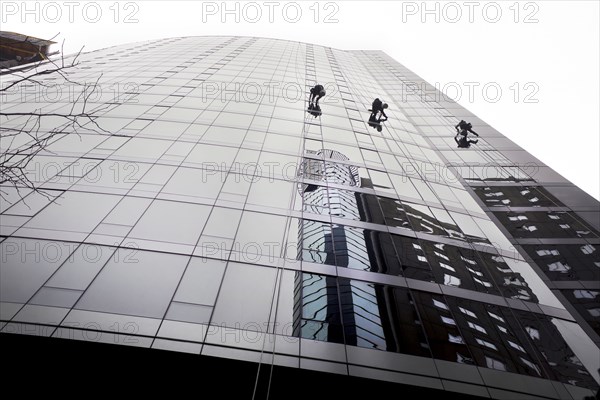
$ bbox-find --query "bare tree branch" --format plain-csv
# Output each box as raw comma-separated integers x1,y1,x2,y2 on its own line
1,36,110,204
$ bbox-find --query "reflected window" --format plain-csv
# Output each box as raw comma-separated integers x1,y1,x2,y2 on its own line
494,211,599,239
573,290,598,299
439,262,455,272
412,291,472,362
468,321,487,334
486,356,507,371
444,274,461,286
580,244,596,255
449,334,465,344
473,277,493,288
523,244,599,281
536,249,560,256
433,299,449,310
475,338,497,350
519,357,541,376
459,307,477,319
404,203,465,240
474,186,563,207
457,353,475,364
525,326,540,340
547,261,570,273
508,340,526,353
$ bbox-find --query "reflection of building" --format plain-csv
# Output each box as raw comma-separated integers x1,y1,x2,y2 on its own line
293,272,344,343
297,149,539,301
298,149,365,266
293,269,598,389
0,31,56,69
296,149,385,348
1,37,599,397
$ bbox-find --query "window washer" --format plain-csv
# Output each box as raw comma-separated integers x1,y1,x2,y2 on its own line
370,98,388,119
368,113,387,132
455,134,478,148
309,84,326,106
455,120,479,137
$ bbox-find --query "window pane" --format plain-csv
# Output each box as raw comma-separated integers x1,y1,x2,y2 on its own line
76,250,188,318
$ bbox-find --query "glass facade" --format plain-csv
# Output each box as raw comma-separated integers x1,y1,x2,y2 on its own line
1,36,598,398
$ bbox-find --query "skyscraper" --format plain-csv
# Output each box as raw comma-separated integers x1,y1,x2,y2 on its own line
1,36,598,398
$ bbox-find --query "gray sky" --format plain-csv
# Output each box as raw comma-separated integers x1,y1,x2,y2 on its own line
5,0,599,199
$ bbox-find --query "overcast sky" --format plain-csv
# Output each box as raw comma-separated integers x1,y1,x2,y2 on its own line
4,0,599,199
